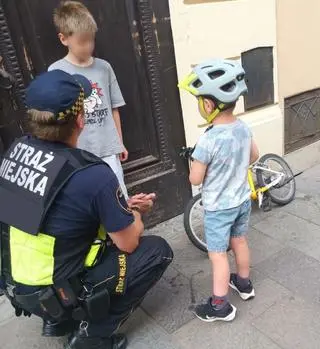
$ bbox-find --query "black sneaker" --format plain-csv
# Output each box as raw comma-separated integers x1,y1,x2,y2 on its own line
229,273,255,300
194,298,236,322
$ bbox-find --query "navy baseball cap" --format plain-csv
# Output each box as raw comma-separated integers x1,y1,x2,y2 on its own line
26,70,92,123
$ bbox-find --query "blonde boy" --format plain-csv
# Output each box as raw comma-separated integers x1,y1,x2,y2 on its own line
49,1,128,197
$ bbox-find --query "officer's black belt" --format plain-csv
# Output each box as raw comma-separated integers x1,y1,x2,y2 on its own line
14,278,110,323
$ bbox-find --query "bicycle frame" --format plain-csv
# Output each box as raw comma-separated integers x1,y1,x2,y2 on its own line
182,147,286,209
248,164,285,207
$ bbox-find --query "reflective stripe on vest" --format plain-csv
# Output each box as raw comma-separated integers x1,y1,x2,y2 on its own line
84,226,108,268
10,227,55,285
10,226,107,286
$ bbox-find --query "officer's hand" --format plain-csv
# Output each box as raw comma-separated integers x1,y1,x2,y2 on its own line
128,193,156,214
128,193,156,206
120,147,129,162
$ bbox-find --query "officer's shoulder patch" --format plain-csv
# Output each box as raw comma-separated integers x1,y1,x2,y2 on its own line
116,187,132,215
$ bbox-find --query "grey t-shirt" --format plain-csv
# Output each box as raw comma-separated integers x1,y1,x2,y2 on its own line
192,120,252,211
48,58,125,157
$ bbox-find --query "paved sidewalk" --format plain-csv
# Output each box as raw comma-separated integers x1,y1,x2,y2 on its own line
1,164,320,349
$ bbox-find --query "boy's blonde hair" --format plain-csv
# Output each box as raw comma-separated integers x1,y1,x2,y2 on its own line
27,109,80,142
53,1,97,36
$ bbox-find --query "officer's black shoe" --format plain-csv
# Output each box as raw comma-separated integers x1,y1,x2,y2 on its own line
65,333,128,349
42,319,78,337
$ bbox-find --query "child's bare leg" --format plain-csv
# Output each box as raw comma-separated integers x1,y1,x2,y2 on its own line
194,210,237,321
230,236,250,278
194,249,236,322
209,252,230,296
229,235,255,300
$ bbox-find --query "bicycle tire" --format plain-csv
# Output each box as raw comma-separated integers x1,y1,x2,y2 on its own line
183,193,208,252
256,153,296,205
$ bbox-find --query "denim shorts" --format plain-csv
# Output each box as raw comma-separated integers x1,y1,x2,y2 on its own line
204,199,251,252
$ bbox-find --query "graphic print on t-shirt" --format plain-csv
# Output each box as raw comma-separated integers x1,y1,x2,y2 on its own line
84,82,109,126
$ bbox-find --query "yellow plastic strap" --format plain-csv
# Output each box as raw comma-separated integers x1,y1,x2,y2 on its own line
206,103,225,123
198,96,207,120
197,100,225,127
10,227,55,285
178,72,199,96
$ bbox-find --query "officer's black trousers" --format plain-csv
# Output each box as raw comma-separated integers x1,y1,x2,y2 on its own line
14,235,172,338
81,235,173,337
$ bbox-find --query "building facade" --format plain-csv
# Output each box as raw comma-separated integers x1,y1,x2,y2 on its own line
0,0,319,225
169,0,320,171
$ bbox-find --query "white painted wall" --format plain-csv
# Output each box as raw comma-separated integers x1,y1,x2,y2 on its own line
169,0,283,156
277,0,320,101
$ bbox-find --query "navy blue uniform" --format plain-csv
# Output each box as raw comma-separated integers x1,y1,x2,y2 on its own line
16,139,173,337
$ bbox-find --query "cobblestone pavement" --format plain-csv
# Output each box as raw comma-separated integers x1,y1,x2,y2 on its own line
1,164,320,349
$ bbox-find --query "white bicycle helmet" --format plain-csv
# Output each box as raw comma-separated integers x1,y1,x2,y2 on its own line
179,59,248,104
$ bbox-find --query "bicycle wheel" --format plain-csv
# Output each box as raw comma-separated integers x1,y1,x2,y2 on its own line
183,193,207,252
256,153,296,205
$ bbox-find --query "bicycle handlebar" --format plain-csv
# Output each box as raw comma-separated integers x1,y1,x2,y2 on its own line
179,146,195,160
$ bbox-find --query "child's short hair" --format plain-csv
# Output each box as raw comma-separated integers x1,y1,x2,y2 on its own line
53,1,97,36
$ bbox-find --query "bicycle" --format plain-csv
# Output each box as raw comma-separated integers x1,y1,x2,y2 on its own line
180,147,300,252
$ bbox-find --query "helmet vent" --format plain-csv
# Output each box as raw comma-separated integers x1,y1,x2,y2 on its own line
193,79,203,88
221,81,236,92
208,70,225,80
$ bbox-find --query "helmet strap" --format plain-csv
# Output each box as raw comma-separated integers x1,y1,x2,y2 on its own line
197,100,225,128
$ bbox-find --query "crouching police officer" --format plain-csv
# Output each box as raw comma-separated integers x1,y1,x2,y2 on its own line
0,70,173,349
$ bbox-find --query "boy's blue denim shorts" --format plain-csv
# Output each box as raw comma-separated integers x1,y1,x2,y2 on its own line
204,199,251,252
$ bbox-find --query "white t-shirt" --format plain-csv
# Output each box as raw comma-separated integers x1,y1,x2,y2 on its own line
49,58,125,157
192,120,252,211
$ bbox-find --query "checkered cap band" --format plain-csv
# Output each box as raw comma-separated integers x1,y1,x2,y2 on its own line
56,89,85,121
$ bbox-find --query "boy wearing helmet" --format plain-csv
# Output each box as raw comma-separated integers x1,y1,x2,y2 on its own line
179,59,259,322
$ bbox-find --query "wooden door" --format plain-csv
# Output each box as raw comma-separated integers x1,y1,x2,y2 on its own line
0,0,191,226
